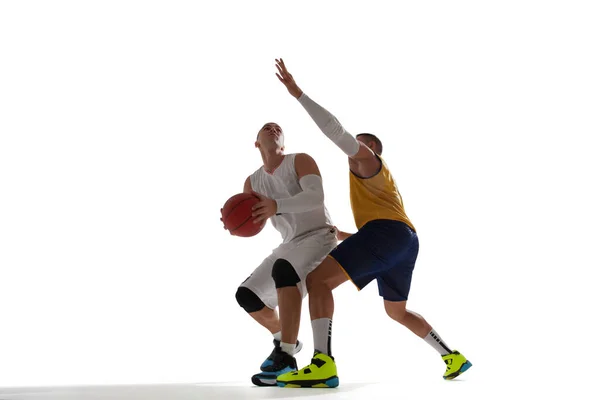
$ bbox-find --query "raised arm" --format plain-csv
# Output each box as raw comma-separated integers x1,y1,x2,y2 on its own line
275,58,375,162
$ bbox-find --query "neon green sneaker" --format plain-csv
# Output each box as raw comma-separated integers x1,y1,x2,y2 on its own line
276,351,339,388
442,350,472,380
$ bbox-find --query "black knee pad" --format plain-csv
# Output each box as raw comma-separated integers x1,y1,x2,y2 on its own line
235,286,265,313
271,258,300,288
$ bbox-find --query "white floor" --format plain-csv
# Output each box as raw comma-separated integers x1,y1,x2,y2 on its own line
0,381,475,400
0,372,585,400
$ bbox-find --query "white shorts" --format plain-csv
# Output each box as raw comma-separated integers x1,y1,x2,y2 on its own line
240,227,338,310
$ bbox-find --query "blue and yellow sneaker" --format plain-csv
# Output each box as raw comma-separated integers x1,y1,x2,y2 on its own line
251,348,298,387
260,339,302,371
276,351,339,388
442,350,472,380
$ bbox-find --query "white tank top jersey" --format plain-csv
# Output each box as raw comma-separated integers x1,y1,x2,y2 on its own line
250,153,333,243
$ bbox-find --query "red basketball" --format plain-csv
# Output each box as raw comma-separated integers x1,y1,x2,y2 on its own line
220,193,264,237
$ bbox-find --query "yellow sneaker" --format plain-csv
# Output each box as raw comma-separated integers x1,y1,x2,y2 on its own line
442,350,472,380
276,352,339,388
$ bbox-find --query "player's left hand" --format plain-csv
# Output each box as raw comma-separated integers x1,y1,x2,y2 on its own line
251,191,278,224
333,226,353,241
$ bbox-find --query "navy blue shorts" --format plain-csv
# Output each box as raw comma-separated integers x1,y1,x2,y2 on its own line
329,219,419,302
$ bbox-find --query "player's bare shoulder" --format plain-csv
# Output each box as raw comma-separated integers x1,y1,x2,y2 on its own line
293,152,317,165
246,163,265,193
243,175,253,193
293,153,322,179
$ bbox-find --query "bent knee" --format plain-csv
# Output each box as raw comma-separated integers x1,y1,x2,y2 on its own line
384,301,407,321
235,286,265,313
271,258,301,289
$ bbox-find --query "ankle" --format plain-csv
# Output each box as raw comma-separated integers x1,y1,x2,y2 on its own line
281,342,295,356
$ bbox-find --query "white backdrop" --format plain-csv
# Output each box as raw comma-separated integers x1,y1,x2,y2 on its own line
1,0,599,397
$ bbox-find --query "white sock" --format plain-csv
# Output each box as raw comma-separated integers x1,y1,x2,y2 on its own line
273,331,282,341
281,342,295,356
312,318,332,356
424,329,452,356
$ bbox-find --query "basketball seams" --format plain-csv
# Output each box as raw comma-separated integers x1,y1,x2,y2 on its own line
222,195,263,236
230,214,257,234
222,195,259,221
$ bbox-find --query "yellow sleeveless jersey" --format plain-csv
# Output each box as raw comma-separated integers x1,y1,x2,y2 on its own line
349,156,416,231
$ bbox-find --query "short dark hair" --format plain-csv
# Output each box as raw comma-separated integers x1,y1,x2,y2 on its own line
356,133,383,155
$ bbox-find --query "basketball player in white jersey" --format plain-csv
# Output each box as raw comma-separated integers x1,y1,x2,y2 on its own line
231,121,338,386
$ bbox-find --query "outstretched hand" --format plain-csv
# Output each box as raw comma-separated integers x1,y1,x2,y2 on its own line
251,191,278,224
333,226,353,241
275,58,303,99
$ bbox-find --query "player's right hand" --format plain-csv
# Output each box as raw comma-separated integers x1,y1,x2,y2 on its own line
275,58,303,99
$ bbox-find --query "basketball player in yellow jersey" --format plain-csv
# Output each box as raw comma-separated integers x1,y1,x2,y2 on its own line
269,59,472,388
